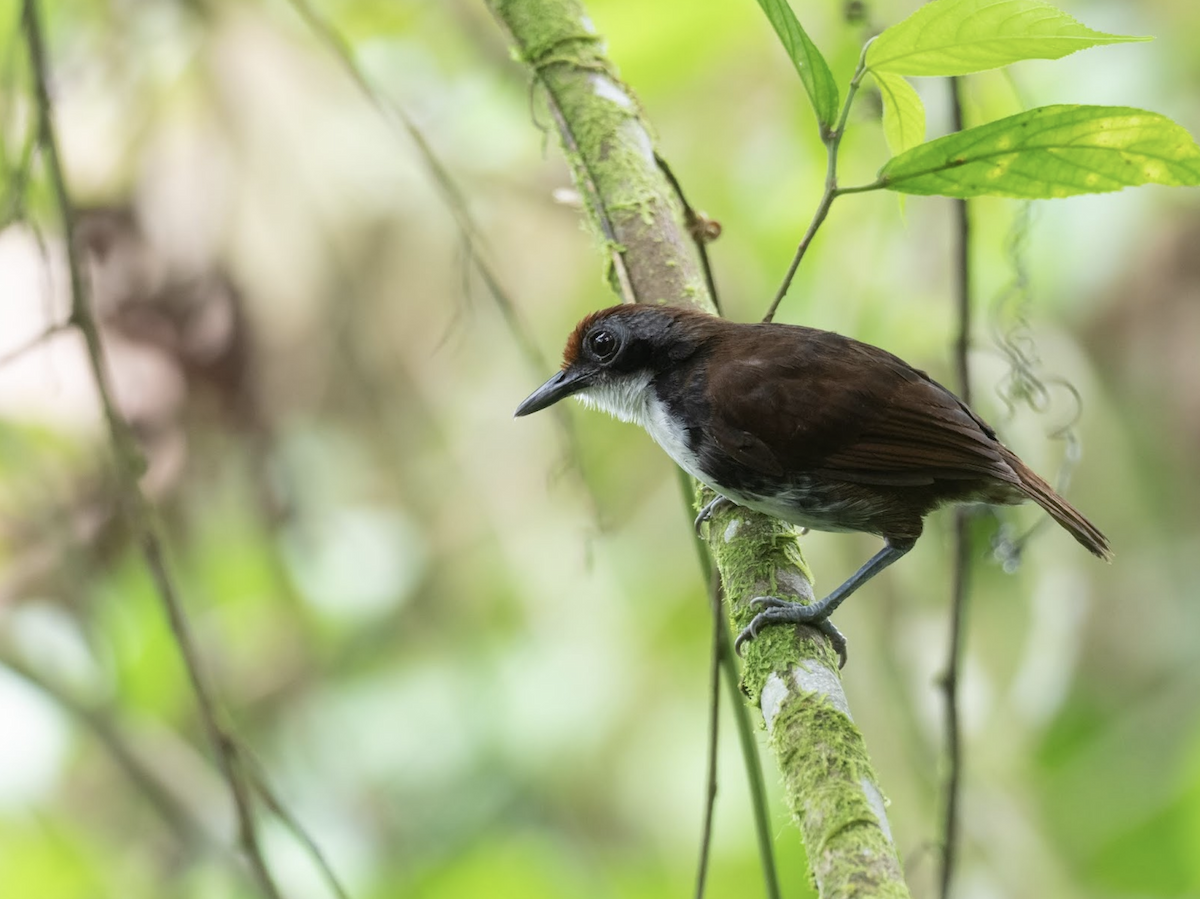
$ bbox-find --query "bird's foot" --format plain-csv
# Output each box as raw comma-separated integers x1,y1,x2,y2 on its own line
734,597,848,668
816,619,848,669
694,495,734,536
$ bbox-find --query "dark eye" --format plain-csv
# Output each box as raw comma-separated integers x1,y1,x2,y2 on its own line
587,329,619,360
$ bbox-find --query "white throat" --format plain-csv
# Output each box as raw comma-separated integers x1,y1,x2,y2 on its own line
574,374,654,425
575,375,706,483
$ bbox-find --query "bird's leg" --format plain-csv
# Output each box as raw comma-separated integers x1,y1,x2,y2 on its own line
694,494,734,536
733,539,915,665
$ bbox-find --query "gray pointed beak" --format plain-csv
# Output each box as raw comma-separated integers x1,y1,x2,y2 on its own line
515,368,591,417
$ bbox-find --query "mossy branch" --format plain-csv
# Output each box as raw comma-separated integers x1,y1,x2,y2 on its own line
702,487,909,898
489,0,708,306
490,0,910,896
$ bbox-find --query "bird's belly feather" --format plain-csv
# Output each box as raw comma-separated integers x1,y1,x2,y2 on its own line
641,397,871,533
721,482,874,533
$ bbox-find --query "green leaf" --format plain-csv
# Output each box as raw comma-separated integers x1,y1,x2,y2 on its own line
879,105,1200,199
873,71,926,156
866,0,1150,77
752,0,839,129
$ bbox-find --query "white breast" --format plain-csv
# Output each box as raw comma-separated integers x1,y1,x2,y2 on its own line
576,378,703,478
642,395,763,511
576,376,859,533
642,394,707,482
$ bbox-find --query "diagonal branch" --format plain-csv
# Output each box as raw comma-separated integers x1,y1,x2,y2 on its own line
0,319,70,369
282,0,547,368
0,643,223,859
761,44,873,324
939,74,974,899
702,491,909,898
21,2,286,895
677,471,781,899
282,0,592,506
488,0,710,308
489,2,910,896
693,573,722,899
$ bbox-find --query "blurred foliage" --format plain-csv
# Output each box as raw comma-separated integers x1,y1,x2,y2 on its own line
0,0,1198,897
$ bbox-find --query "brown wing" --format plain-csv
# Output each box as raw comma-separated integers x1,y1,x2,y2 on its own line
705,324,1020,488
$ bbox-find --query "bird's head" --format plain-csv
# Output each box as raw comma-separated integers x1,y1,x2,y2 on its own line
514,304,710,423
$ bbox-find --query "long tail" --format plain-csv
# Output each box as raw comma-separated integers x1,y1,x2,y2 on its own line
1008,456,1112,561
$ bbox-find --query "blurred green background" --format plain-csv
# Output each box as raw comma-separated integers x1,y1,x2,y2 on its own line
1,0,1199,897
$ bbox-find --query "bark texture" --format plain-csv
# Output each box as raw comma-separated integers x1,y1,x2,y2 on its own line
490,2,910,895
703,491,910,898
491,0,707,306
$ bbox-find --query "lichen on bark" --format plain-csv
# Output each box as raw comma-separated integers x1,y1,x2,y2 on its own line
491,1,911,895
770,692,907,898
701,483,908,896
491,0,708,307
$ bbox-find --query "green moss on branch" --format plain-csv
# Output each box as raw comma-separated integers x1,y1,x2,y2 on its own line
493,2,910,893
702,486,910,898
491,0,708,307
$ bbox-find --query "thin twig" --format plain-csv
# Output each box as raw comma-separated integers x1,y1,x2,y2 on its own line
720,615,782,899
283,0,554,356
21,3,283,895
145,536,284,897
939,74,972,899
1,126,39,229
761,44,872,323
0,645,223,858
655,153,722,316
543,96,636,303
694,573,722,899
284,0,593,507
950,91,972,411
836,178,887,196
244,756,353,899
678,475,782,899
941,508,970,899
0,319,69,369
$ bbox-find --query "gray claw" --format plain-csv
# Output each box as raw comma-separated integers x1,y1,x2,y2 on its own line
816,619,849,669
749,595,798,611
747,596,818,620
733,619,761,656
734,600,850,667
694,495,733,536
